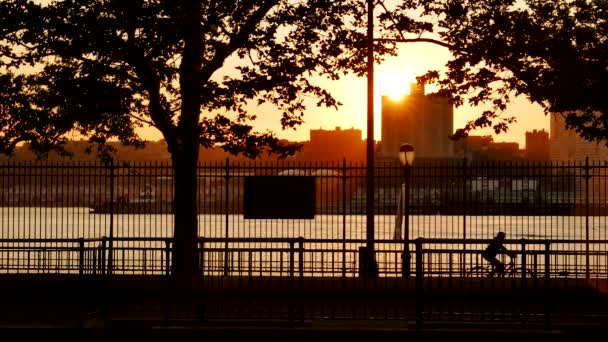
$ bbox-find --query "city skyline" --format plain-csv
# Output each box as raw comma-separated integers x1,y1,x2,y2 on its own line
136,43,549,149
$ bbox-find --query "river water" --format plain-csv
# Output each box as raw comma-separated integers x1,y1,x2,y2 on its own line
1,207,606,276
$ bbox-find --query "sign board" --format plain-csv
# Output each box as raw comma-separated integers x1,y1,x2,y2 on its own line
244,176,316,219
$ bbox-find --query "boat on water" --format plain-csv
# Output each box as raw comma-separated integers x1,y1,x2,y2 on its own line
89,187,173,214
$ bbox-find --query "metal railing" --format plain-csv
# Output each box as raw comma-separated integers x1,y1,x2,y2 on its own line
1,237,606,280
1,236,607,329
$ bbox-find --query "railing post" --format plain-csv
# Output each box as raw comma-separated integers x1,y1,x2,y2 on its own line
92,244,97,275
165,239,171,276
415,238,424,332
298,237,304,286
224,158,230,276
289,239,295,327
79,238,85,275
108,160,115,275
520,239,528,326
521,240,527,287
544,242,551,331
342,158,347,278
298,237,305,324
101,236,107,275
199,239,205,277
585,156,590,280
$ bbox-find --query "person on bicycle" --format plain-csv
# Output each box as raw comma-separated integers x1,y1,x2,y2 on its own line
482,232,516,276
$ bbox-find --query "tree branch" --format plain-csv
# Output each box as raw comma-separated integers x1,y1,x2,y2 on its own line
374,37,465,52
124,27,177,144
199,0,279,82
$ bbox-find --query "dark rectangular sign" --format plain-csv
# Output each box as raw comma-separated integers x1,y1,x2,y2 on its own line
244,176,316,219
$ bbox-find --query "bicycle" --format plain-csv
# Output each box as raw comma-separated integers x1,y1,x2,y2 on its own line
466,255,534,278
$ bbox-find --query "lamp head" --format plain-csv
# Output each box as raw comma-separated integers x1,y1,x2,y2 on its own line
399,143,415,166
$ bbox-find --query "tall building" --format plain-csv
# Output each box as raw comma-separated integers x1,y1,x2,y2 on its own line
379,82,454,159
525,129,550,160
550,112,608,161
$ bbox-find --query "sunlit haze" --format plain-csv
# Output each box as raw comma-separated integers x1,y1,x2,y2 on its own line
209,42,549,149
33,0,549,149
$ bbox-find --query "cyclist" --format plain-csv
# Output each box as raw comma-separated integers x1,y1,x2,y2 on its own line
482,232,516,276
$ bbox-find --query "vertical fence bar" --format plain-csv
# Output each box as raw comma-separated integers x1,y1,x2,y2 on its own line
521,240,527,286
415,238,424,332
79,238,85,275
585,156,590,279
198,239,204,277
224,158,230,276
298,237,304,285
289,238,295,326
107,161,115,275
544,242,551,331
461,156,468,277
342,159,347,278
101,236,107,275
165,239,171,276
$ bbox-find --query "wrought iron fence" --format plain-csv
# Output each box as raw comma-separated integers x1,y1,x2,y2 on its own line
1,158,608,274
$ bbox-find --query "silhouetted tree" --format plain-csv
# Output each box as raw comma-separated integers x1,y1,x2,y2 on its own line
0,0,394,277
383,0,608,142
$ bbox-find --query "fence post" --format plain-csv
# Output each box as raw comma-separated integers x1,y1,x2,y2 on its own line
415,238,424,332
520,239,528,326
92,244,97,275
585,156,590,280
165,239,171,276
79,238,85,275
224,158,230,276
289,239,295,327
521,240,527,286
461,156,468,277
198,239,205,277
544,242,551,331
101,236,107,275
298,237,304,286
298,237,305,324
107,160,115,275
342,158,347,278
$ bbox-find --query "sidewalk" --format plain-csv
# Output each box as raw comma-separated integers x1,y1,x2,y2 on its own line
0,319,594,342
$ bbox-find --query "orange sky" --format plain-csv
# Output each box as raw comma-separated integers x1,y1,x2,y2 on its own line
183,42,548,149
140,41,549,149
32,0,549,149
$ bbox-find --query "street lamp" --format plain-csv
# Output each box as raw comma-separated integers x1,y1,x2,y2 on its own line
399,143,415,279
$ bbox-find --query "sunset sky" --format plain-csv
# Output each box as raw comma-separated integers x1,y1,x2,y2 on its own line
201,41,549,149
32,0,550,149
140,41,549,148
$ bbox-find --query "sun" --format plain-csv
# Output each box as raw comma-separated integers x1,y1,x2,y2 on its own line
377,69,415,101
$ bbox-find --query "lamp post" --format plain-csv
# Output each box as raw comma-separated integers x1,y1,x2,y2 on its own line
359,0,377,279
399,143,415,279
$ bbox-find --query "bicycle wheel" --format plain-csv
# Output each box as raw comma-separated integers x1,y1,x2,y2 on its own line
466,266,490,278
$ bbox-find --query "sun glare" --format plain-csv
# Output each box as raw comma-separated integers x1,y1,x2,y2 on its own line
377,70,414,101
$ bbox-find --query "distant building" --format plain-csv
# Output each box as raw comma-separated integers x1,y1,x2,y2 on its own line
550,112,608,161
310,126,362,148
296,127,366,161
454,135,521,160
379,82,454,160
525,129,550,161
550,112,608,205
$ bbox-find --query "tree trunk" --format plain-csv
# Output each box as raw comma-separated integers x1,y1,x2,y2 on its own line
171,147,199,278
170,0,204,279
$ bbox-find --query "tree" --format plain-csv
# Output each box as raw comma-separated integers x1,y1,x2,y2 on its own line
382,0,608,142
0,0,395,277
